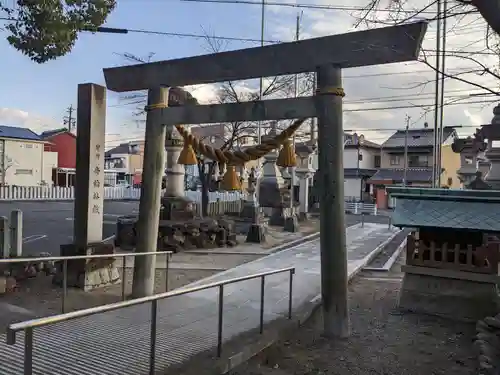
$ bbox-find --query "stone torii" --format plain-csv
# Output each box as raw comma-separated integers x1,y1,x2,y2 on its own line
79,21,427,338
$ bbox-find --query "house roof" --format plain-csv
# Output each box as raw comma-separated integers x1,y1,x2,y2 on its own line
40,127,74,139
382,126,457,148
344,133,380,149
191,124,227,149
387,187,500,232
344,168,378,178
105,142,144,157
0,125,42,141
368,167,433,183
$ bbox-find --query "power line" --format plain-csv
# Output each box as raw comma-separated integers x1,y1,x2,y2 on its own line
0,17,281,44
178,0,464,14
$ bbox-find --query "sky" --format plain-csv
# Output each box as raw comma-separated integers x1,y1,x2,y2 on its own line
0,0,498,149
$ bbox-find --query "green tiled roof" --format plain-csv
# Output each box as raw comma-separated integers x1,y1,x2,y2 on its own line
388,187,500,232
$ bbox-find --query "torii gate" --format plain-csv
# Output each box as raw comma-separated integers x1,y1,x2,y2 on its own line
78,21,427,338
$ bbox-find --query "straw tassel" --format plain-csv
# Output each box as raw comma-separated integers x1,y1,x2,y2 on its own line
177,142,198,165
221,165,241,191
277,139,297,168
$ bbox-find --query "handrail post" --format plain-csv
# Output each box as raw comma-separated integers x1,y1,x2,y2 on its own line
217,284,224,357
62,259,68,313
259,275,265,334
24,327,33,375
121,255,127,301
149,299,158,375
288,269,294,319
165,253,170,292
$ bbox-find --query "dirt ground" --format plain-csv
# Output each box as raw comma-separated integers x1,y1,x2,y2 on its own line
231,260,477,375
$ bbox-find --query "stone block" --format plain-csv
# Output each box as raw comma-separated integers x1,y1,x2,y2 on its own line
246,223,266,243
269,208,285,226
53,242,120,291
0,276,6,294
398,271,499,322
283,216,299,233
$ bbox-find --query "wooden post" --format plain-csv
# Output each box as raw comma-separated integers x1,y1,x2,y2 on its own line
316,64,350,338
132,87,168,298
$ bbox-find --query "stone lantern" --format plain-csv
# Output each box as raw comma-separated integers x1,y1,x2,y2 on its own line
295,140,317,220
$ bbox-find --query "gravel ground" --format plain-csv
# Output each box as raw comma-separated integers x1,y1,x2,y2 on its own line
231,266,477,375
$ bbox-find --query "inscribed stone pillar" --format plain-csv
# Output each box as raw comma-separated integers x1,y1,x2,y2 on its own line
74,83,106,246
56,83,119,291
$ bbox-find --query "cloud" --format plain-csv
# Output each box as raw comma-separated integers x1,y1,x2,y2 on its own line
263,0,499,142
0,107,61,133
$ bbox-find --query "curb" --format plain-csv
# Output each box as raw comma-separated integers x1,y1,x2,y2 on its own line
363,232,407,272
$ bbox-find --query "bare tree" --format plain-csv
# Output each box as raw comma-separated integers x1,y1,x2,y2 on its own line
192,33,304,216
355,0,500,97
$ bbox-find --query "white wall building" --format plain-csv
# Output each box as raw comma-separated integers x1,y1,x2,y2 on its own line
311,133,381,200
0,126,54,186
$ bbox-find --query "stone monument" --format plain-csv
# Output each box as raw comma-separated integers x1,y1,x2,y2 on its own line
259,123,287,226
295,140,317,220
244,167,266,243
454,137,481,187
55,84,120,291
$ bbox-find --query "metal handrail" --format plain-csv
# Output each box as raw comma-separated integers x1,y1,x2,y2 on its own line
0,251,173,313
7,266,295,375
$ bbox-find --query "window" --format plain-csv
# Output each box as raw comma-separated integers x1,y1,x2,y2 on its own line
15,169,33,175
25,144,33,149
389,155,400,166
408,154,429,167
374,155,381,168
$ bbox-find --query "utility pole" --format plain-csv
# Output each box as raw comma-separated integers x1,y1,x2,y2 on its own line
257,0,265,148
437,0,448,188
432,0,443,188
403,115,410,187
63,105,76,133
289,12,301,213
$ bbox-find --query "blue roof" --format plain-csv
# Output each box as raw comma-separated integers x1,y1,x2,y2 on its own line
388,187,500,232
0,125,43,141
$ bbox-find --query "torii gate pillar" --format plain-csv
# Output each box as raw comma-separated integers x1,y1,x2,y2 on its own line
316,65,349,337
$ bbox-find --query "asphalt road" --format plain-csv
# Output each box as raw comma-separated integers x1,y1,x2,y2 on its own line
0,201,139,256
0,201,391,257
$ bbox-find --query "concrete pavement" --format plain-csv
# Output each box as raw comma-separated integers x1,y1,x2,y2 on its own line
0,201,139,256
0,223,398,375
0,200,390,256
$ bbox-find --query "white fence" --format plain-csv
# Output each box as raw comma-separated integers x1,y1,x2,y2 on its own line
0,186,244,202
344,202,377,216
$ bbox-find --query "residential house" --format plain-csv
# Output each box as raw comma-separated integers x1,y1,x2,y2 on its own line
310,133,380,201
342,133,380,201
0,125,56,186
40,128,76,186
105,141,143,185
369,126,460,209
